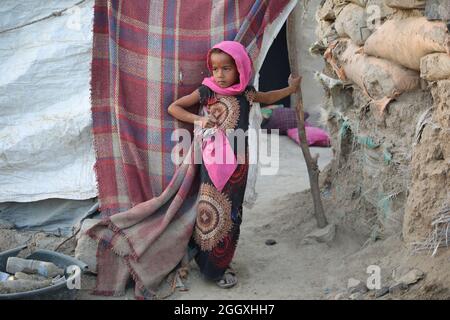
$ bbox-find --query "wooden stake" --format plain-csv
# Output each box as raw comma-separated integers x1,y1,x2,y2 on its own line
286,11,328,228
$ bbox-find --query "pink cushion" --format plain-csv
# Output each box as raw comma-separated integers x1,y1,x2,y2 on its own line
287,126,331,147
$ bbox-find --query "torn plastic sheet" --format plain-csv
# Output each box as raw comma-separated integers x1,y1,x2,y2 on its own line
0,198,99,237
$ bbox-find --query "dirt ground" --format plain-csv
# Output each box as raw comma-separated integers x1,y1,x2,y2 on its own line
1,135,449,300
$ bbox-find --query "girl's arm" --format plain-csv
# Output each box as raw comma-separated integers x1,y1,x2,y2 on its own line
254,75,301,105
168,90,211,127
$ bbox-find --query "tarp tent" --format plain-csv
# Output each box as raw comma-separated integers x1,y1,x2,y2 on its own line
0,0,97,235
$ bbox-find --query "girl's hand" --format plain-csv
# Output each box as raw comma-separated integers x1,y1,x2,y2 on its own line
199,116,217,129
288,74,302,94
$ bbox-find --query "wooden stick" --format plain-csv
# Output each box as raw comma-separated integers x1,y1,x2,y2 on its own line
286,11,328,228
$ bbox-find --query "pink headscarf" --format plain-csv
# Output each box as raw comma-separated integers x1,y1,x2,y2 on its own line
202,41,253,96
200,41,252,191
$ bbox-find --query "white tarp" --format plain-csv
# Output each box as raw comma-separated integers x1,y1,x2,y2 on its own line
0,0,97,202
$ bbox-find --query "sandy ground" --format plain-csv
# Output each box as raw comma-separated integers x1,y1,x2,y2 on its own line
76,135,450,300
2,135,449,300
169,136,341,300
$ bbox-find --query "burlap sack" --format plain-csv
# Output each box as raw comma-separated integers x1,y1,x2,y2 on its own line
364,17,450,70
349,0,367,6
316,20,339,44
326,39,420,100
318,0,336,21
335,4,372,45
367,0,395,18
420,53,450,81
384,0,426,9
333,0,367,7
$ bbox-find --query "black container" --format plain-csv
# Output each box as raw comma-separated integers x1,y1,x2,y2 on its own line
0,245,87,300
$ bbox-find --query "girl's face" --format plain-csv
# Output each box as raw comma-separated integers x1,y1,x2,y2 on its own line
210,52,239,88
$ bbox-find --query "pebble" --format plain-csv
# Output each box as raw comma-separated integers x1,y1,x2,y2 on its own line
375,286,390,298
397,269,424,285
303,224,336,244
347,278,368,294
389,282,408,295
333,292,348,300
349,292,363,300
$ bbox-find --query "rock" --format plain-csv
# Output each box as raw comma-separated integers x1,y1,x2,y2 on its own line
347,278,361,289
397,269,425,285
303,224,336,244
301,237,319,245
265,239,277,246
14,272,48,282
420,53,450,81
333,292,348,300
347,278,368,294
349,292,363,300
74,219,101,274
0,279,52,294
425,0,450,21
389,282,408,295
375,286,390,298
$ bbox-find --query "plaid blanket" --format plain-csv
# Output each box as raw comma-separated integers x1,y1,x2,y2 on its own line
89,0,292,298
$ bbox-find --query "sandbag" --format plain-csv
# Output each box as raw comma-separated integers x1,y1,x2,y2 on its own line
326,39,420,100
385,0,425,9
332,0,348,17
420,53,450,81
316,20,339,44
348,0,367,7
318,0,336,21
335,4,372,45
333,0,366,7
364,17,450,70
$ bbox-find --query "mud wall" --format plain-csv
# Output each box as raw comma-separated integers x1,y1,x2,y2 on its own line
314,0,449,243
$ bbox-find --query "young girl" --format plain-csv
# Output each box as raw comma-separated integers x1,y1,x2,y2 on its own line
168,41,300,289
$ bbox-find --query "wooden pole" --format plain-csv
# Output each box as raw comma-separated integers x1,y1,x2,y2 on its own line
286,10,328,228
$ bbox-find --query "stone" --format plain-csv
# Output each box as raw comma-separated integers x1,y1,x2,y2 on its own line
303,223,336,244
301,237,319,245
333,292,348,300
397,269,425,285
347,278,368,294
389,282,408,295
347,278,361,289
375,286,390,298
425,0,450,21
74,219,101,274
349,292,363,300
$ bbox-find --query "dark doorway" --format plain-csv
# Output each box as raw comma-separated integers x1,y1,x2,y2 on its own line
258,23,291,108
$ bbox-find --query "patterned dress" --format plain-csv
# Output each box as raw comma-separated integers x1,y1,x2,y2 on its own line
189,84,256,281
